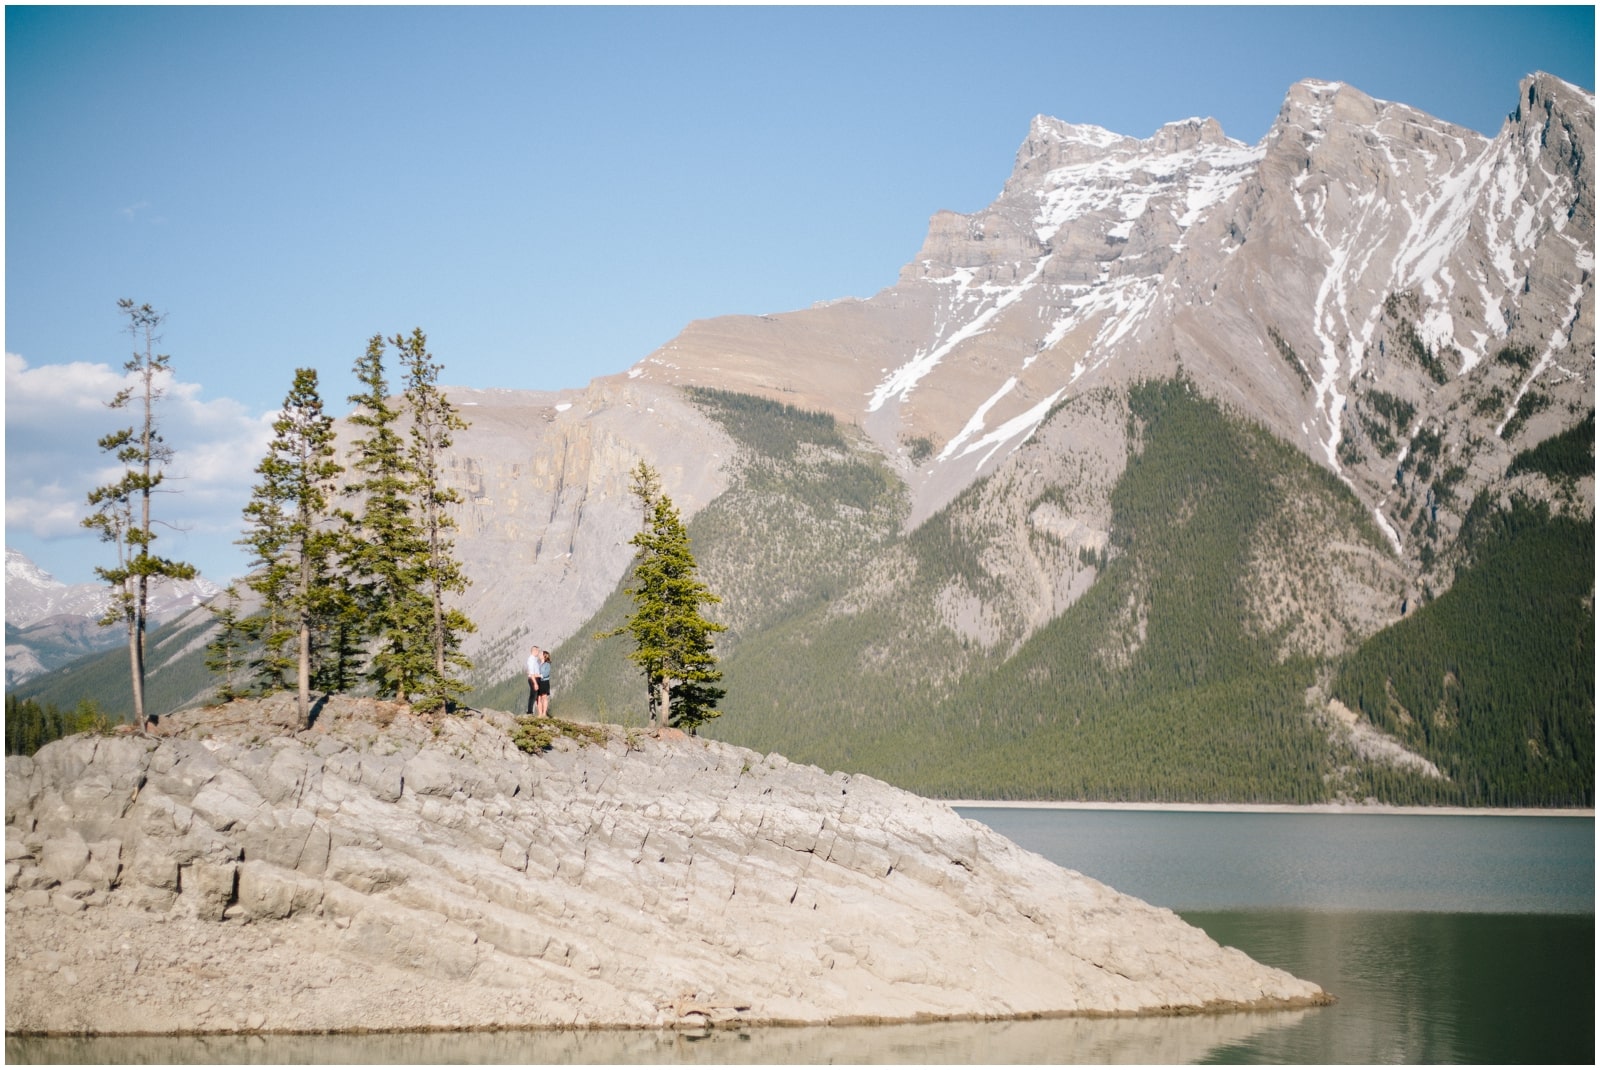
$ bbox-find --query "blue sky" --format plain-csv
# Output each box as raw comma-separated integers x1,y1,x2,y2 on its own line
6,4,1594,586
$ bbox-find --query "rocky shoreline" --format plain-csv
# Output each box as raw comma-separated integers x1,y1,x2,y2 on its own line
6,697,1329,1036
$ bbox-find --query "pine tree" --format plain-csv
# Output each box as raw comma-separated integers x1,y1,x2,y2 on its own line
343,335,431,703
602,461,727,732
344,335,417,699
311,569,365,696
82,300,198,731
394,328,475,711
204,584,247,703
238,368,344,727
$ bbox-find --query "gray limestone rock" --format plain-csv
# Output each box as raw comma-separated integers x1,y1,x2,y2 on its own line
4,698,1330,1035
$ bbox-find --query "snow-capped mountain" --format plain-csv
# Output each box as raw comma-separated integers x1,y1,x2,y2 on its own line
5,548,220,629
629,73,1593,547
5,548,221,686
395,71,1592,695
6,549,120,628
17,74,1592,800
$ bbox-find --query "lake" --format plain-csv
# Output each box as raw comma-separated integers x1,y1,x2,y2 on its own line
964,806,1595,1064
8,807,1593,1064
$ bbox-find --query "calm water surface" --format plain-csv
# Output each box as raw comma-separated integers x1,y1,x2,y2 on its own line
9,809,1592,1064
964,807,1594,913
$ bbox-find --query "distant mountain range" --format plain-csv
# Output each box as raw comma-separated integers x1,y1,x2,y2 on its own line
17,74,1593,806
4,548,220,687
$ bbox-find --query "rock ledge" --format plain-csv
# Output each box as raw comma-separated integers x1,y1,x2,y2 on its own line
6,697,1328,1035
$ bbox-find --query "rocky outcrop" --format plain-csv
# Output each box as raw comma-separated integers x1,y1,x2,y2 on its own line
5,698,1328,1035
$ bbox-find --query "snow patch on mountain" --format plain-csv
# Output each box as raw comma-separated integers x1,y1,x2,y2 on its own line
1028,129,1261,245
868,255,1053,412
942,388,1067,472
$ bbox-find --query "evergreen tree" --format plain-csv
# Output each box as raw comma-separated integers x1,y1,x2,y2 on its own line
204,584,247,703
5,696,108,756
81,300,198,731
601,461,727,731
394,328,475,711
238,368,344,726
311,568,365,696
238,468,295,695
343,335,430,703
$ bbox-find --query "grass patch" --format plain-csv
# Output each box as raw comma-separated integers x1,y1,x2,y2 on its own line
512,716,610,754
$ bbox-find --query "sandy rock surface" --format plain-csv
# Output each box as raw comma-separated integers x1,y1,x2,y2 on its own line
6,697,1328,1035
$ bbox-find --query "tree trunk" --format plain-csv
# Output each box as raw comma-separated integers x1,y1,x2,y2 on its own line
657,679,673,731
297,527,313,728
430,522,446,681
127,617,146,732
135,387,153,731
297,618,312,730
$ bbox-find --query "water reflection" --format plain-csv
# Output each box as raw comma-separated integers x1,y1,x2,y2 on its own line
8,1008,1313,1065
1185,911,1595,1064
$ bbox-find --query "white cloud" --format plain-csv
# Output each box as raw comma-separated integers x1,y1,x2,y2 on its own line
2,487,83,540
118,201,165,225
5,352,131,420
5,352,273,582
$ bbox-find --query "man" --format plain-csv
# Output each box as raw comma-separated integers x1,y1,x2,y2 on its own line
525,645,543,716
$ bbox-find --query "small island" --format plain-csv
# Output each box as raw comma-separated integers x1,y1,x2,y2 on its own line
5,697,1329,1036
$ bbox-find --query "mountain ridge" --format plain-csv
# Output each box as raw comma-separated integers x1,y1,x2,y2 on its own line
14,74,1592,806
5,548,221,687
627,74,1591,552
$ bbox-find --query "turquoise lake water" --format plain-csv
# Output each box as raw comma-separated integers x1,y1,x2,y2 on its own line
8,808,1593,1064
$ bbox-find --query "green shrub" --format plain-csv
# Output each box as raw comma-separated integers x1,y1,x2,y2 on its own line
512,716,609,754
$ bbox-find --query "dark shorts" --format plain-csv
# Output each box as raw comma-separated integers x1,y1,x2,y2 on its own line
536,678,551,697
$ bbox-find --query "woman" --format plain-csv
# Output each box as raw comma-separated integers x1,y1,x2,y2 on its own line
525,646,543,716
537,649,552,717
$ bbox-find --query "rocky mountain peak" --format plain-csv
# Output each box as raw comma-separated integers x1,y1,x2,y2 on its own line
1013,115,1128,176
1510,71,1594,189
1516,70,1596,123
1148,115,1231,153
1000,116,1260,260
622,72,1590,565
5,547,58,593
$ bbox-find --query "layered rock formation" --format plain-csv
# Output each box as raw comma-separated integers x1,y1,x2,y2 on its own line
5,699,1327,1034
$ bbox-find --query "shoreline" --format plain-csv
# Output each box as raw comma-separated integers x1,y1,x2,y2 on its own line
945,800,1595,817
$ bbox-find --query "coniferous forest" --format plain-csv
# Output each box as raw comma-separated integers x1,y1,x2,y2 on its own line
19,373,1593,808
541,381,1594,807
1332,497,1594,807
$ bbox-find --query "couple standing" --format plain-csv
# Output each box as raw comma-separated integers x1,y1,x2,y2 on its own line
525,645,552,717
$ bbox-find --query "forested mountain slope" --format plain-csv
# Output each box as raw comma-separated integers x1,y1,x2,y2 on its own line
543,380,1590,805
